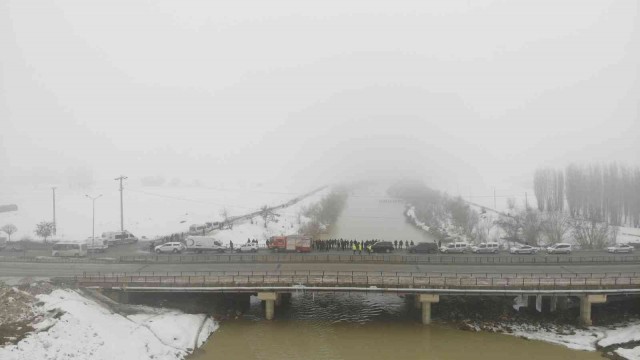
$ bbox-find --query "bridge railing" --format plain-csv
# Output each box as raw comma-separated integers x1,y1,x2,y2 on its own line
74,274,640,289
80,270,640,279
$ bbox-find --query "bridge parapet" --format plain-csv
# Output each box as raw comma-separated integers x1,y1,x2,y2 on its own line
73,273,640,294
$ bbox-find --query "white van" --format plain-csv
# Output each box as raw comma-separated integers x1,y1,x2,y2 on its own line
188,224,208,235
52,243,87,257
472,242,500,254
440,242,469,254
185,236,226,253
101,231,139,246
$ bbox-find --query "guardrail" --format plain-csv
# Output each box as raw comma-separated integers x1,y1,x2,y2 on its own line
117,253,640,265
2,253,640,265
74,274,640,290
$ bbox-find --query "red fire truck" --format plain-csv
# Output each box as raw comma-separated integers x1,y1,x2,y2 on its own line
267,235,312,252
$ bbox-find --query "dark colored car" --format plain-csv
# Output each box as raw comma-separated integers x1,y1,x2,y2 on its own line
371,241,394,253
408,242,438,254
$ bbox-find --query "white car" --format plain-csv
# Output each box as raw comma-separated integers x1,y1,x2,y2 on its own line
607,244,635,253
509,245,539,255
546,243,572,254
154,242,186,254
235,242,258,253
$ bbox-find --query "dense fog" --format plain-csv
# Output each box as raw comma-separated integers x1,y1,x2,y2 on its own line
2,0,639,198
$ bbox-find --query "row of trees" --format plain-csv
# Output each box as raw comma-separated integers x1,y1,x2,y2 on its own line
535,163,640,227
1,222,57,243
299,188,349,237
390,179,618,249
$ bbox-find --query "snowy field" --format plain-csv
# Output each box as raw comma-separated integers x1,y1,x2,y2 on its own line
0,289,218,360
207,186,331,246
0,179,320,242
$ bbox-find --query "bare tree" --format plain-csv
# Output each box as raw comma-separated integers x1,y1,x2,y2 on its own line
521,210,542,246
220,208,232,230
572,219,610,250
476,215,495,244
506,197,517,212
34,221,54,243
260,205,278,228
1,224,17,241
541,211,570,245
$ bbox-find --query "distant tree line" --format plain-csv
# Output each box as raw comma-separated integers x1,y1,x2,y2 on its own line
535,163,640,227
299,187,349,237
389,180,485,243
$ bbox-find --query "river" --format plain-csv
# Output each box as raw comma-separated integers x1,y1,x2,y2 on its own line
189,184,601,360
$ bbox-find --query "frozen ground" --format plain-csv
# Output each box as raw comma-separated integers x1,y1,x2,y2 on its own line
0,180,321,242
498,321,640,359
0,289,218,360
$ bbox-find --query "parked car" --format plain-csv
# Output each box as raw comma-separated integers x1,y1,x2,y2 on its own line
236,242,258,253
607,244,634,253
154,242,186,254
440,242,469,254
472,242,500,254
371,241,395,253
408,242,439,254
546,243,572,254
509,245,539,255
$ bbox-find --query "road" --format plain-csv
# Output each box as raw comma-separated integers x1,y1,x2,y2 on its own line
1,261,639,278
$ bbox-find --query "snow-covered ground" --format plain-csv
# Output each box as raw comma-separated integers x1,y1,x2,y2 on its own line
0,180,321,242
507,321,640,359
0,289,218,360
208,186,332,246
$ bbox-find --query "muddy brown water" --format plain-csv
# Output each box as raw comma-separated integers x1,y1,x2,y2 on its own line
189,185,602,360
189,292,601,360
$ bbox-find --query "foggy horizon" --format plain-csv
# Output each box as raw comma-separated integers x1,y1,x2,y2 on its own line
2,0,639,198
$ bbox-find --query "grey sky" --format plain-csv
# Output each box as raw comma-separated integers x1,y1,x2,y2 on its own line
2,0,638,195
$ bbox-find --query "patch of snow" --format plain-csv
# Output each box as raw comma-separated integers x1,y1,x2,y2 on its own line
0,289,218,360
598,321,640,348
509,324,603,351
616,346,640,360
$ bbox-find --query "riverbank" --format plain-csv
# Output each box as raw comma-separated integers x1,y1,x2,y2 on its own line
435,295,640,359
0,281,217,360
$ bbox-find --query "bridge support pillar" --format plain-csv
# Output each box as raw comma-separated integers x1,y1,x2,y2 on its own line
580,295,607,326
550,296,557,312
118,291,130,304
418,294,439,325
258,292,277,320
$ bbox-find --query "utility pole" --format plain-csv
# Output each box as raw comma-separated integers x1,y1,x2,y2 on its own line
114,176,127,234
85,194,102,249
493,188,497,210
51,187,57,235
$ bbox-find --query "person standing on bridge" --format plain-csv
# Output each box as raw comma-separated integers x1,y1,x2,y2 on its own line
352,242,357,255
358,242,362,255
394,240,398,249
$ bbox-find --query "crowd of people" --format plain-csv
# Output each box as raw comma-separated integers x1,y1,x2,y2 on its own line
311,239,417,252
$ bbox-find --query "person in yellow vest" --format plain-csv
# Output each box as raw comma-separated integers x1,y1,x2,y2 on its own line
358,242,362,255
352,243,357,255
367,244,372,254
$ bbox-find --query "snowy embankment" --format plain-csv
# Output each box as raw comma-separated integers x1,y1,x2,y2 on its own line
503,321,640,359
0,289,218,360
210,186,332,246
405,206,430,232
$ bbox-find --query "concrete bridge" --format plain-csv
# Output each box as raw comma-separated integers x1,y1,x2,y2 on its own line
72,271,640,326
